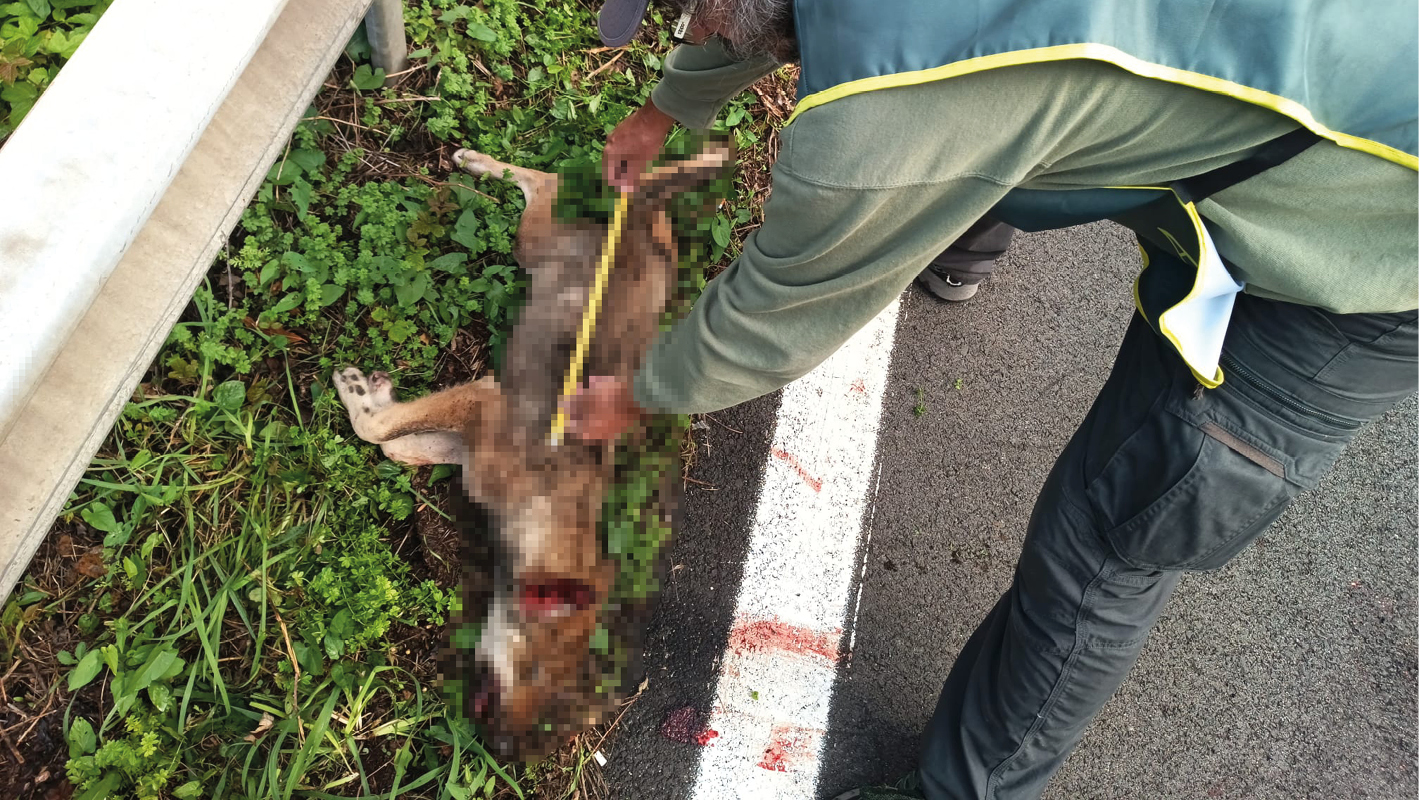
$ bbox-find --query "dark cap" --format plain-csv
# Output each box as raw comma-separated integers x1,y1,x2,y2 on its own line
598,0,651,47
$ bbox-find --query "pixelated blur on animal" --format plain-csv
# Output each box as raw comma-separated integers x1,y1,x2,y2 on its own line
332,142,732,758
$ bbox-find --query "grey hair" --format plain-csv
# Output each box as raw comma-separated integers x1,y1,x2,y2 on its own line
659,0,798,63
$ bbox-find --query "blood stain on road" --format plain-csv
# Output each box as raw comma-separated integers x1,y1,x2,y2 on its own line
661,705,719,746
757,725,817,773
728,617,841,663
771,447,823,492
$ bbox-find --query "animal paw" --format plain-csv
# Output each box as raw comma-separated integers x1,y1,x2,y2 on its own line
453,148,499,177
332,367,395,442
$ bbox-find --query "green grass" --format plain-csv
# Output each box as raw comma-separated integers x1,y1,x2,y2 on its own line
0,0,791,797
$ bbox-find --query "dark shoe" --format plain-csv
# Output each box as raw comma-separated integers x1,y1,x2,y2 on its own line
916,266,982,302
830,770,927,800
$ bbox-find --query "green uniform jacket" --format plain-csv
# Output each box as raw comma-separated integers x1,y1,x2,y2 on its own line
633,38,1419,414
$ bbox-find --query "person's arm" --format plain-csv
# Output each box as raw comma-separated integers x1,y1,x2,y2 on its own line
631,149,1016,415
605,39,779,189
651,37,780,129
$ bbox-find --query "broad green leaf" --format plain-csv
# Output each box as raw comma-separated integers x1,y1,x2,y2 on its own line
376,460,403,480
67,648,103,692
429,252,468,273
172,782,203,800
344,25,370,61
282,250,313,276
99,644,119,675
430,464,456,483
148,683,171,713
110,672,137,716
133,647,178,692
451,209,481,250
289,148,326,173
42,29,67,56
66,717,96,757
318,283,344,307
270,292,302,315
102,525,130,549
351,64,385,90
289,179,313,219
213,380,246,412
438,5,471,23
292,640,324,677
712,216,731,248
330,608,354,639
323,630,345,660
466,22,498,42
23,0,49,20
57,28,86,58
266,157,301,185
259,258,279,288
394,272,431,307
75,772,122,800
163,654,186,681
79,502,118,533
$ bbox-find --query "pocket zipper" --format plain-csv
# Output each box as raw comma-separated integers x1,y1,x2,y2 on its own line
1216,353,1362,431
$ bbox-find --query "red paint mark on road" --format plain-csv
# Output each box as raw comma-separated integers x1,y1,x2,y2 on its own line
728,617,841,663
757,725,817,772
849,378,867,395
771,447,822,492
660,706,718,746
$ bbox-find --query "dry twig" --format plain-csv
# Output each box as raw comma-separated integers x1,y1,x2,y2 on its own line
274,610,305,744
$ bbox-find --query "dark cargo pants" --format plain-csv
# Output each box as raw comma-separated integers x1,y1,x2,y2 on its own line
918,292,1418,799
925,218,1018,285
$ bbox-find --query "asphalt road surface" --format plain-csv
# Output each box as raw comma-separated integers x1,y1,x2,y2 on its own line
600,221,1418,800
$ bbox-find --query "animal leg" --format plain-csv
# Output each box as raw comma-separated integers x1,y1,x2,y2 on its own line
332,367,499,444
378,431,467,466
453,148,557,206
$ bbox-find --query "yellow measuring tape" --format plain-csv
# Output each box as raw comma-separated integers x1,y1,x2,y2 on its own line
548,192,633,445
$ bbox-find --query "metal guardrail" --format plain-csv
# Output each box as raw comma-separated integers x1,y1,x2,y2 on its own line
0,0,409,606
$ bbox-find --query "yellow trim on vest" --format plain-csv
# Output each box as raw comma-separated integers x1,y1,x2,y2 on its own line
1132,243,1151,326
787,43,1418,171
1157,196,1226,388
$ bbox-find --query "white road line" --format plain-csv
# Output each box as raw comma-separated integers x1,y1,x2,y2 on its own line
690,299,901,800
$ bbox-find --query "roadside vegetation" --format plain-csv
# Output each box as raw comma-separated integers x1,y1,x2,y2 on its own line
0,1,796,797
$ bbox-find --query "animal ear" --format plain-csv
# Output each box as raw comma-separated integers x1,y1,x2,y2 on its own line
635,140,735,202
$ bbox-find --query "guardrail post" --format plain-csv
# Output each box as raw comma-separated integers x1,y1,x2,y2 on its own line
365,0,408,82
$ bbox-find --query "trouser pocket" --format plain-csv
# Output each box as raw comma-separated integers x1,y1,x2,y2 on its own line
1085,367,1354,572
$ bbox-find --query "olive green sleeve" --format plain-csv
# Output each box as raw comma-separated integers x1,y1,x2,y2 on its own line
632,59,1418,414
632,151,1015,415
650,38,780,129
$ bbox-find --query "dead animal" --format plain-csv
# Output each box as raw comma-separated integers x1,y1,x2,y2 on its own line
333,141,732,758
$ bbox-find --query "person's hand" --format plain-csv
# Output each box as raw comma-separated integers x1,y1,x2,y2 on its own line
563,375,644,442
603,99,675,191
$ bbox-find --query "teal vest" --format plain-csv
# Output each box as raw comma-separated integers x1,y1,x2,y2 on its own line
789,0,1419,386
